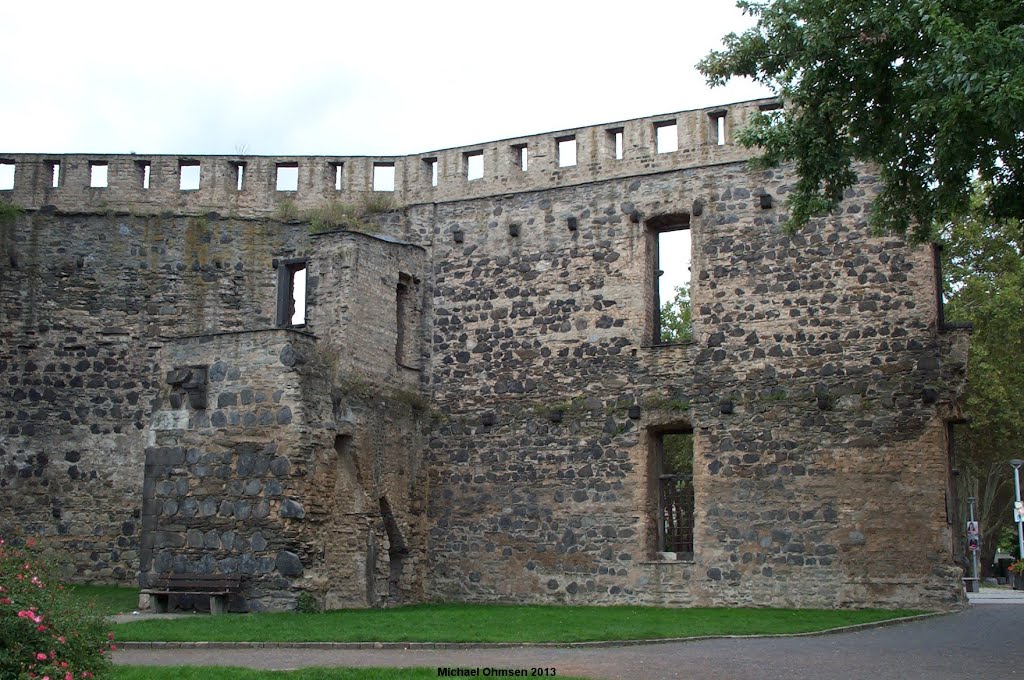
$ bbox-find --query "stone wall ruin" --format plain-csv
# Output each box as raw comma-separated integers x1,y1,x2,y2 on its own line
0,98,969,610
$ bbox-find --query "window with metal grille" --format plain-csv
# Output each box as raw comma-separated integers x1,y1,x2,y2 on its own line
656,431,694,559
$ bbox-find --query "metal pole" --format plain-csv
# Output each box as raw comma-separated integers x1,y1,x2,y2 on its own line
1011,460,1024,560
968,496,979,585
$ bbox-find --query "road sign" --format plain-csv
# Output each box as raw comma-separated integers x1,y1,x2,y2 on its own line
967,521,979,537
1014,501,1024,523
968,537,979,552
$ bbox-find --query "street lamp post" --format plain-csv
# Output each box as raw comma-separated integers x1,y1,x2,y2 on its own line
1011,459,1024,561
968,496,979,589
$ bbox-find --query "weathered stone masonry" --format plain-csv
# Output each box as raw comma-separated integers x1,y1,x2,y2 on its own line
0,98,968,610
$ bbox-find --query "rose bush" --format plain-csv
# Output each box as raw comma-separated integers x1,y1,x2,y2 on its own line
0,537,114,680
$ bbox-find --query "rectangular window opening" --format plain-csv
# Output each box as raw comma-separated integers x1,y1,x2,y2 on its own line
373,163,395,192
609,129,624,160
136,161,151,190
708,112,727,146
331,163,344,191
396,273,419,367
655,121,678,154
276,260,308,327
511,144,528,172
233,162,246,192
276,163,299,192
423,158,438,187
48,161,61,188
89,162,108,188
0,162,14,191
933,243,946,329
133,160,150,189
655,430,694,559
557,136,577,167
465,151,484,181
179,162,201,191
654,223,693,344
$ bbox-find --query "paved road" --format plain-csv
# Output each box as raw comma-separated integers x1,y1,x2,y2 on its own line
116,603,1023,680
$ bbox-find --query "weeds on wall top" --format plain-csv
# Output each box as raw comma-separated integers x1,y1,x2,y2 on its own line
0,200,24,226
307,195,401,235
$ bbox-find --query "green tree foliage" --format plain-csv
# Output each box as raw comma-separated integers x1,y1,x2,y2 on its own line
699,1,1024,240
662,433,694,475
943,187,1024,568
660,284,693,343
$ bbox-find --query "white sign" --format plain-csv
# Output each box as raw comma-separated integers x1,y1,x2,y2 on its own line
1014,501,1024,523
967,521,980,536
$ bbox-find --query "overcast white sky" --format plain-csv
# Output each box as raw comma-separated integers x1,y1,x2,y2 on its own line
0,0,769,156
0,0,771,299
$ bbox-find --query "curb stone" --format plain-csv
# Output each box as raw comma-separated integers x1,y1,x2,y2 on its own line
118,610,954,651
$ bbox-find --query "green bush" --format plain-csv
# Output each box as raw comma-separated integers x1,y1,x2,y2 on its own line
295,591,320,614
0,537,114,680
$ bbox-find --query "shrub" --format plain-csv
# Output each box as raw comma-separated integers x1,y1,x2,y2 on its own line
0,537,114,680
295,591,320,614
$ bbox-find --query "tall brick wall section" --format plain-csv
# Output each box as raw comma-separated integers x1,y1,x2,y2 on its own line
0,97,969,609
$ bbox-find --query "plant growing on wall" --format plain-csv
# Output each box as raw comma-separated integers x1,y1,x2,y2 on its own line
0,200,22,226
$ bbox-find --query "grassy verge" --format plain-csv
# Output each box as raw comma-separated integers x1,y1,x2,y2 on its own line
112,667,590,680
114,603,923,643
67,584,140,616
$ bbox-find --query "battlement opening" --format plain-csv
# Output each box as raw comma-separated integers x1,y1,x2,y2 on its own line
373,162,395,192
423,158,438,187
655,121,678,154
233,161,246,191
179,161,201,191
89,161,108,188
511,144,528,172
0,161,13,191
276,163,299,192
47,160,60,188
136,160,151,189
557,136,576,167
330,162,343,191
465,150,484,181
708,111,727,145
607,128,624,160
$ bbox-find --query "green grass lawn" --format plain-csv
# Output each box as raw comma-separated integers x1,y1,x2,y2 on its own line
67,583,140,616
112,667,590,680
114,603,923,643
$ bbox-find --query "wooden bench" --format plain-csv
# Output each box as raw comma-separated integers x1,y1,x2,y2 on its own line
141,573,244,615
